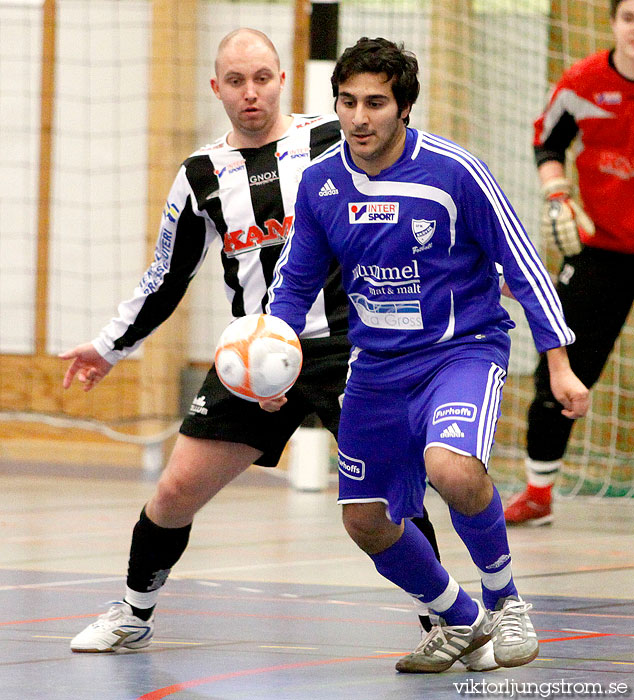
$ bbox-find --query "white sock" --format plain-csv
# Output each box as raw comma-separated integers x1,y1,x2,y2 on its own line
525,458,561,487
125,586,159,612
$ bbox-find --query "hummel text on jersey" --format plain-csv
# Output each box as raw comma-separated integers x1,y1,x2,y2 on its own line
439,422,465,439
353,260,420,288
319,179,339,196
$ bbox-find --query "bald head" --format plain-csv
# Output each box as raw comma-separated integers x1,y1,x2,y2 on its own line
215,28,280,75
210,27,290,148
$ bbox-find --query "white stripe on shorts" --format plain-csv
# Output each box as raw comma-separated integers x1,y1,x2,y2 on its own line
476,363,506,465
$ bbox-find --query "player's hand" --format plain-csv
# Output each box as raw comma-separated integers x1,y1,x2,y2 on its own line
546,346,589,419
540,177,595,257
548,369,590,419
59,343,113,391
259,395,287,412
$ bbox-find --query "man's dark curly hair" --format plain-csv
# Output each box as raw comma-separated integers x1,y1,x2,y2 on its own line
331,37,420,126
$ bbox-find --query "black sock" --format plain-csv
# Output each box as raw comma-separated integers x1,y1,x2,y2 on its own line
411,509,441,562
412,508,440,631
419,614,433,632
126,506,192,593
126,602,155,621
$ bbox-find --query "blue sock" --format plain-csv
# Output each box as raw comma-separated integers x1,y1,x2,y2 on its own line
450,487,518,610
370,519,478,626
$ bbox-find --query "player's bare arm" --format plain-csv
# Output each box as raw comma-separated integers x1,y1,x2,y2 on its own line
60,343,113,392
545,346,590,419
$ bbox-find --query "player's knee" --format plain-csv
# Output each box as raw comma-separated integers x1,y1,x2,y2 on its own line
426,449,491,514
342,502,396,554
150,472,199,526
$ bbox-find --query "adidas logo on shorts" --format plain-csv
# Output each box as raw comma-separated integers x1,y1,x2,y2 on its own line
319,178,339,196
440,422,465,439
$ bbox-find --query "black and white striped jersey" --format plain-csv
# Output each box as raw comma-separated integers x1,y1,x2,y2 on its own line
93,114,348,365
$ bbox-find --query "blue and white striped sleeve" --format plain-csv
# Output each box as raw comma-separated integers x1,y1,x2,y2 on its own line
449,150,574,354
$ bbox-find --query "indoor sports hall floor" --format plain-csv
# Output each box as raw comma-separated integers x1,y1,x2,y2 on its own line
0,458,633,700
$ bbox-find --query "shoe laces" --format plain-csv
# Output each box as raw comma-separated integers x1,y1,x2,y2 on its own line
413,622,473,656
93,601,129,628
486,599,532,642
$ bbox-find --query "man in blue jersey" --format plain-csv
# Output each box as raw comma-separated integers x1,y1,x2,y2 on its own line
264,37,590,673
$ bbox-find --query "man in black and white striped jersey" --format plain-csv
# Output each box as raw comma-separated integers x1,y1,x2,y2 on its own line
61,28,472,665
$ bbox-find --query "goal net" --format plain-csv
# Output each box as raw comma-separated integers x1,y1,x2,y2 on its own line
1,0,631,495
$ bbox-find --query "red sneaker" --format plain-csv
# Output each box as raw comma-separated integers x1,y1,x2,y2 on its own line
504,489,553,526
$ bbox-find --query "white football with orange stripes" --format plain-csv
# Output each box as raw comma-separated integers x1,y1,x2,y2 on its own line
214,314,303,402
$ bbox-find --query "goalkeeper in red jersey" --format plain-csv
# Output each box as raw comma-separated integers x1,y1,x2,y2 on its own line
505,0,634,526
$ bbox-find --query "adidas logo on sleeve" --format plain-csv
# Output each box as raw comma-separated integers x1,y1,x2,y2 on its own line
439,422,465,439
319,179,339,196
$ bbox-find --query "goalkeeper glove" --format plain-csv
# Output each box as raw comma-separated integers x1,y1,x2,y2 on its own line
540,177,595,257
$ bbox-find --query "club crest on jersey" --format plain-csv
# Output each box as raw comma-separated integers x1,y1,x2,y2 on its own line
348,202,399,224
338,450,365,480
411,218,436,247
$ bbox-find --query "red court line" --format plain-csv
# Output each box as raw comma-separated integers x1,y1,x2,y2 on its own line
0,613,97,626
540,632,615,643
135,653,398,700
135,630,627,700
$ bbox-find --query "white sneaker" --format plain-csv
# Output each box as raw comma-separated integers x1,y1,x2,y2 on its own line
70,601,154,653
487,596,539,667
396,600,491,673
459,639,499,671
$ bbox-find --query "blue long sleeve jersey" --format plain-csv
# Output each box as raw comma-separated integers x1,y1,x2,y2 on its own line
268,129,574,357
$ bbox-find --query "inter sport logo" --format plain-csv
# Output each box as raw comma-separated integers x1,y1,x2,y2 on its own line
214,159,246,178
348,202,399,224
276,147,310,161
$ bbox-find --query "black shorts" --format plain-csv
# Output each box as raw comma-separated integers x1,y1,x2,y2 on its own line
180,334,350,467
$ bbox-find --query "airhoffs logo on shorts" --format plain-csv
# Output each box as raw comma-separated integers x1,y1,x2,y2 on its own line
338,450,365,480
432,402,477,424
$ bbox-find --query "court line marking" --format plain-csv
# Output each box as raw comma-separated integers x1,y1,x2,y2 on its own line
540,633,614,643
0,576,122,591
260,645,318,650
31,634,634,658
33,635,202,646
175,555,363,576
133,638,634,700
132,653,429,700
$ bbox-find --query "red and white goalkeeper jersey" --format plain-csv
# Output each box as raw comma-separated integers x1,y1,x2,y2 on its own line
534,49,634,254
93,114,347,365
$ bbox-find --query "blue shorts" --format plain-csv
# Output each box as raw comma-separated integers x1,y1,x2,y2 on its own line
337,346,507,523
